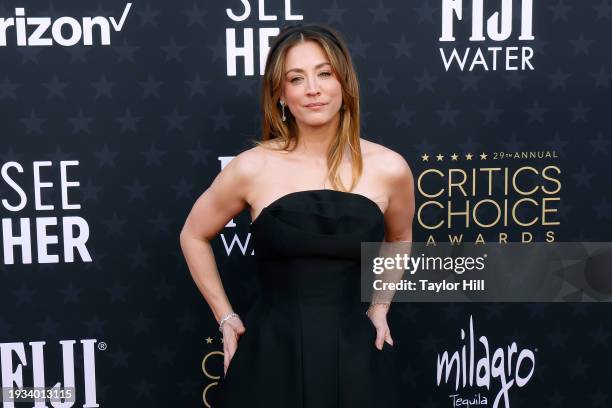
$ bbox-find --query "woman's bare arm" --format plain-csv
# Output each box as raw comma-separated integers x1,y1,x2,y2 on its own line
383,151,415,243
367,148,415,350
179,148,262,323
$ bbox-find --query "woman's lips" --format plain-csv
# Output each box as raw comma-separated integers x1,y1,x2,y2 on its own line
304,102,327,110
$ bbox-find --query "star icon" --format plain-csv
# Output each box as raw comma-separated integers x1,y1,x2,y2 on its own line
368,70,392,94
391,35,414,59
436,154,444,161
139,73,163,98
594,199,612,219
42,75,68,99
163,108,188,132
369,1,392,24
186,142,211,165
548,67,571,90
136,3,160,27
480,101,503,124
480,153,488,160
526,101,547,123
207,36,226,62
414,1,437,24
465,153,473,160
141,144,167,167
414,69,437,92
550,0,572,21
68,110,93,134
436,102,459,126
348,36,370,59
116,109,142,133
91,73,115,99
392,105,415,127
593,0,612,20
573,167,593,187
451,153,459,161
569,100,591,122
186,73,209,97
421,154,429,162
322,1,347,24
592,66,611,88
0,76,20,100
114,40,139,63
161,39,186,62
183,3,208,26
211,108,232,131
570,34,593,55
21,111,46,134
590,132,610,155
103,213,126,235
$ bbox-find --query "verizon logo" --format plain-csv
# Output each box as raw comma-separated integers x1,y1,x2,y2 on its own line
0,3,132,47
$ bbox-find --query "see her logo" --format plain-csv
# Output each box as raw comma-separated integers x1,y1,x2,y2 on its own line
225,0,304,76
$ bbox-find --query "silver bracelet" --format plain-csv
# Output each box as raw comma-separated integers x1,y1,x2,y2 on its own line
218,312,239,332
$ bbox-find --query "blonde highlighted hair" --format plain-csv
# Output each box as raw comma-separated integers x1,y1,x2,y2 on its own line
254,23,362,192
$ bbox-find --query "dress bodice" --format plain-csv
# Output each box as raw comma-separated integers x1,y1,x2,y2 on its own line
251,189,385,261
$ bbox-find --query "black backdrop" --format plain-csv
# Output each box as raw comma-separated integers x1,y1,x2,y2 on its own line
1,1,611,407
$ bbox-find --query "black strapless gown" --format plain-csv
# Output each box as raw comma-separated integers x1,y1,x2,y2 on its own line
214,189,403,408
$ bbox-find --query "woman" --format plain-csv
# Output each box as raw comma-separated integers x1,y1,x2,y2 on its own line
180,23,414,407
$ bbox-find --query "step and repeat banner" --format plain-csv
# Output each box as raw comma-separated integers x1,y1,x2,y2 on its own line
1,1,611,407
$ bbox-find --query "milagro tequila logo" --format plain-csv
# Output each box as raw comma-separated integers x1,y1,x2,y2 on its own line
439,0,535,72
0,339,99,408
436,316,535,408
0,3,132,47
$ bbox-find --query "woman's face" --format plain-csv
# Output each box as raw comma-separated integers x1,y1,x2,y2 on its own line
282,41,343,130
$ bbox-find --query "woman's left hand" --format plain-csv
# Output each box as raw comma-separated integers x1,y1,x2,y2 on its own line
367,304,394,350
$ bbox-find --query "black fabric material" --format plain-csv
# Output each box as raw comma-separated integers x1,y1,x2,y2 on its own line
214,189,402,408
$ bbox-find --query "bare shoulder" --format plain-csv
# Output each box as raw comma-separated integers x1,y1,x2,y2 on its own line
360,138,413,185
223,141,289,204
225,141,281,180
227,145,262,175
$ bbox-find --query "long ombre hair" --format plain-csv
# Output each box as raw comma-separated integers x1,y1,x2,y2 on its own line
256,24,362,192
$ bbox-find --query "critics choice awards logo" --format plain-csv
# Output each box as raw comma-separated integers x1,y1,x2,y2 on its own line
416,152,562,244
439,0,535,72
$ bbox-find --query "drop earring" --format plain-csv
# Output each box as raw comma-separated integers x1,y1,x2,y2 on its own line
280,100,286,122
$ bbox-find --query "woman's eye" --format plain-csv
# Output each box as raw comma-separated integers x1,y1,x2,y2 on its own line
290,77,303,83
319,72,332,77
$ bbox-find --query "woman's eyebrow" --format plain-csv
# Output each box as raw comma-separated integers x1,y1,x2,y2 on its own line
285,62,331,75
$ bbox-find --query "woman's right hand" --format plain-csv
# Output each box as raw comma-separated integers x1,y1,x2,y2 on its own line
221,317,246,377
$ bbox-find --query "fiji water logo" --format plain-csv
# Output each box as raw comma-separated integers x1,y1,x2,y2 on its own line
439,0,536,71
436,316,535,408
0,339,101,407
0,3,132,47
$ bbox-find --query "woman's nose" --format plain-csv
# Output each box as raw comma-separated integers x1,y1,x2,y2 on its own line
305,77,321,95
